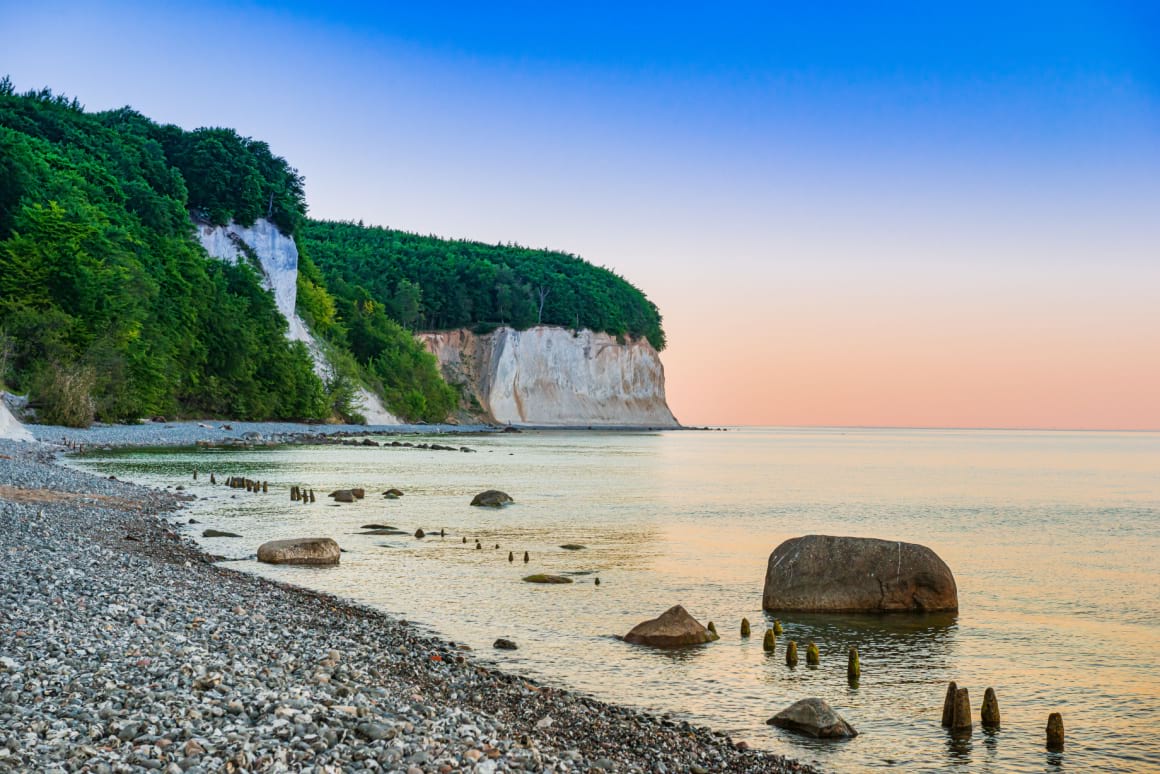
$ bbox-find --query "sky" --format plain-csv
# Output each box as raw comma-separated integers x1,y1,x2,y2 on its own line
3,1,1158,429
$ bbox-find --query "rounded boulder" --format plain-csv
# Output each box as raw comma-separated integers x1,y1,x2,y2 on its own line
763,535,958,613
257,537,341,566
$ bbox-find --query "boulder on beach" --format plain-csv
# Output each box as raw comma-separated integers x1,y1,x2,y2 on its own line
329,490,355,503
523,574,573,584
767,698,858,739
471,490,513,507
623,605,720,647
257,537,340,566
762,535,958,613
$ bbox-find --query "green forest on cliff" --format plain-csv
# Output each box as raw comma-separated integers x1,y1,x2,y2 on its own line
0,79,665,425
0,79,453,424
300,220,667,351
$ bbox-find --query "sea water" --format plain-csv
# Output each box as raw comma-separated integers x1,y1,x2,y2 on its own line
76,428,1160,772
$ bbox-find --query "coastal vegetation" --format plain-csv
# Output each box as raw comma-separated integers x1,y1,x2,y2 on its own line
0,78,667,426
299,220,667,351
0,79,324,424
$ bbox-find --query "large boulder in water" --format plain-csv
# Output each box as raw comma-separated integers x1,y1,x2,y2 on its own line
767,698,858,739
763,535,957,613
471,490,513,507
257,537,340,566
623,605,720,647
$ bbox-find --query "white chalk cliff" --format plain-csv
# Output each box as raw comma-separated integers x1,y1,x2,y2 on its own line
0,400,33,442
418,326,679,427
195,219,401,424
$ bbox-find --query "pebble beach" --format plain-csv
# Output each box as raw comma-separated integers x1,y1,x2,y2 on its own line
0,433,818,773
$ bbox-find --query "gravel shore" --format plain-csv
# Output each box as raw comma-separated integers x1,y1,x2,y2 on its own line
0,437,818,773
26,420,490,449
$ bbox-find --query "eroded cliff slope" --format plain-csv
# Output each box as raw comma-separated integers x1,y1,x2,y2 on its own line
195,219,401,424
418,327,679,427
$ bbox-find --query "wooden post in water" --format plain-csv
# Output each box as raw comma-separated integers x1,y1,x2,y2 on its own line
508,551,514,562
309,489,315,502
707,622,717,636
1046,713,1064,751
740,618,751,638
806,642,820,666
523,551,529,563
941,681,958,727
847,647,860,684
193,469,198,480
209,473,216,485
785,640,798,666
773,620,783,636
763,629,775,652
981,688,1000,728
952,688,972,736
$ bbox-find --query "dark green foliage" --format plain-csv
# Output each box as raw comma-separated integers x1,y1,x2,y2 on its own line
299,220,667,350
0,78,326,423
295,245,456,423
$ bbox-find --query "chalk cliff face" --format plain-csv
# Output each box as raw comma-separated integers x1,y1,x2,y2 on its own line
0,400,32,442
418,326,679,427
195,219,401,424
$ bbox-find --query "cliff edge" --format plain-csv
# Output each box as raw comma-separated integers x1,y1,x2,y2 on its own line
418,326,679,428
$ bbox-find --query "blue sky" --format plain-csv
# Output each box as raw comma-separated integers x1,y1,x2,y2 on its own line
3,1,1158,427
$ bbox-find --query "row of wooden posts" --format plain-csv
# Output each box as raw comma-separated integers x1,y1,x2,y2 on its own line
736,615,1066,752
193,468,314,500
942,680,1065,751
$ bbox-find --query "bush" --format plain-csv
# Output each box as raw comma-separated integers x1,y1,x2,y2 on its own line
32,361,95,427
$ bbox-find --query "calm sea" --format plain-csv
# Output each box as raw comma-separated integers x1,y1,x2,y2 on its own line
76,428,1160,772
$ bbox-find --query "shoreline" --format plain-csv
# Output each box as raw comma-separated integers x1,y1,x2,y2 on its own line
0,436,818,773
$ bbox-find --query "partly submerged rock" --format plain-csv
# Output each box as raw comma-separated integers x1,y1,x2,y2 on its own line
623,605,719,648
767,698,858,739
763,535,958,613
329,490,355,503
560,544,586,550
383,488,404,497
202,529,241,538
523,574,572,584
471,490,513,507
493,638,518,650
257,537,340,566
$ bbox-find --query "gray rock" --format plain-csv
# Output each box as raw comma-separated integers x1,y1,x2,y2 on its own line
494,638,518,650
623,605,719,647
470,490,513,507
767,698,858,738
256,537,340,566
763,535,958,613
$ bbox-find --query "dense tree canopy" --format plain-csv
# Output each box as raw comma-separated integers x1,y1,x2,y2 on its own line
299,220,667,350
0,79,323,424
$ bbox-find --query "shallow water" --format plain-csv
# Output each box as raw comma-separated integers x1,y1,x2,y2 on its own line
77,428,1160,772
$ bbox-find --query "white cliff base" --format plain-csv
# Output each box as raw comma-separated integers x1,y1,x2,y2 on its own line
0,399,33,442
419,326,679,428
195,219,400,424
